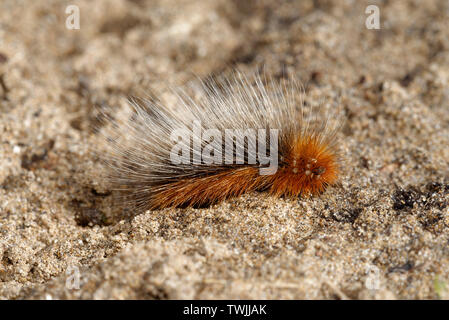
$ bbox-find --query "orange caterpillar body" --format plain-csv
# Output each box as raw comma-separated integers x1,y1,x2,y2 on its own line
100,72,342,210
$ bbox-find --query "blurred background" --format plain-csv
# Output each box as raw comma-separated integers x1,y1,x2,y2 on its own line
0,0,448,299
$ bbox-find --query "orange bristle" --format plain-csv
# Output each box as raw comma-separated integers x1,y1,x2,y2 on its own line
268,136,339,197
149,137,339,209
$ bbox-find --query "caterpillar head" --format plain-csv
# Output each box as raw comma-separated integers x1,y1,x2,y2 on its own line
269,135,340,197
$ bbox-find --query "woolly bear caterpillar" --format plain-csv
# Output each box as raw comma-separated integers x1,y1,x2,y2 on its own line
98,71,343,210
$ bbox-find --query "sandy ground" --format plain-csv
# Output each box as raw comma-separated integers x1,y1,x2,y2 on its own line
0,0,448,299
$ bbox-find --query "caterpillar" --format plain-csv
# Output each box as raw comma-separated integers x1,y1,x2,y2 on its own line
98,71,343,211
